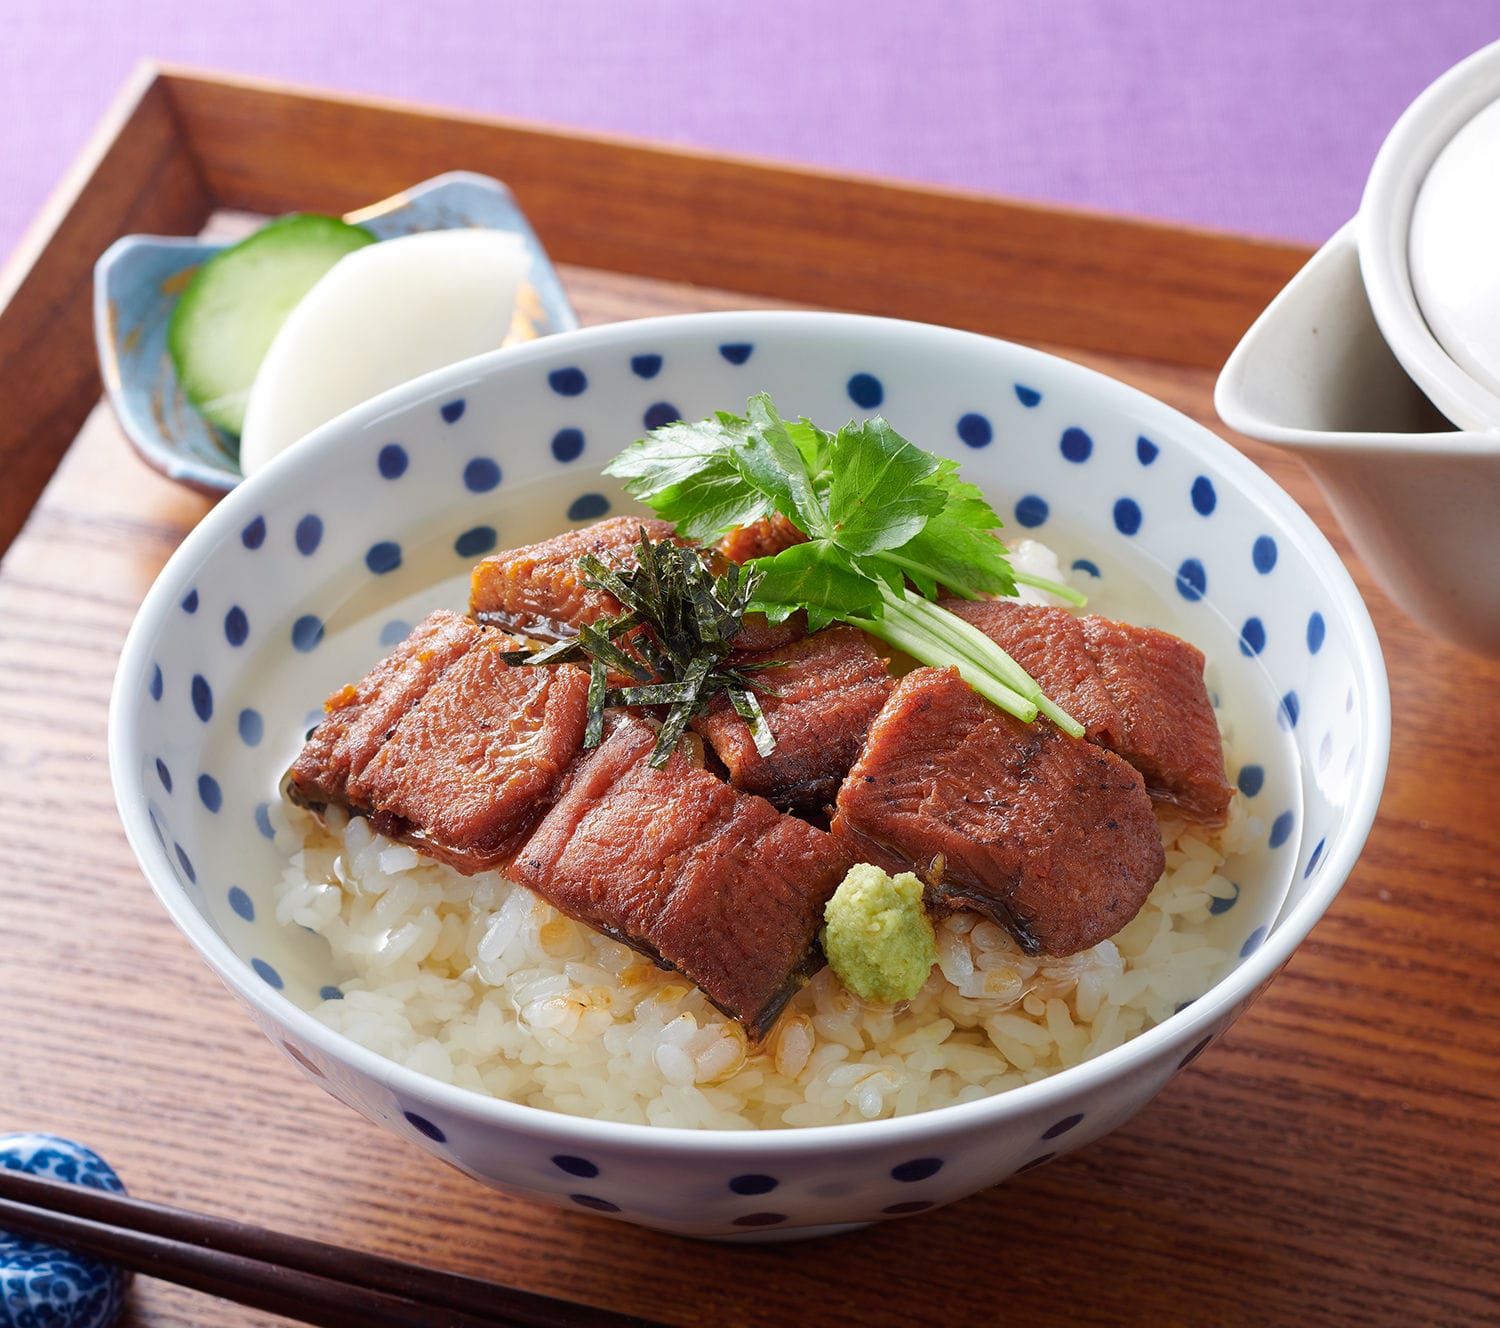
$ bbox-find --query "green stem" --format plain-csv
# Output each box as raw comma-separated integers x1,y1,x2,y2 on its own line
1013,570,1088,607
874,587,1086,738
869,549,982,600
849,608,1039,723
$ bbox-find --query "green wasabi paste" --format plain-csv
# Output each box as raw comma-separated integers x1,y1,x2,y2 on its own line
820,863,938,1003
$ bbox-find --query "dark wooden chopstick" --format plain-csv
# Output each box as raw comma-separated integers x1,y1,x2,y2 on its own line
0,1170,664,1328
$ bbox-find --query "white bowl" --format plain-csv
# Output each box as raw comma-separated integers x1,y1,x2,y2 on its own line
1359,38,1500,432
110,311,1389,1239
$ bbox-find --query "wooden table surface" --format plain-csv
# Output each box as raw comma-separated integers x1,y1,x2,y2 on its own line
2,255,1497,1327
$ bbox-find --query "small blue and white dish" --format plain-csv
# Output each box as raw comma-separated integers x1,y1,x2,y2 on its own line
93,172,579,495
109,311,1389,1239
0,1134,129,1328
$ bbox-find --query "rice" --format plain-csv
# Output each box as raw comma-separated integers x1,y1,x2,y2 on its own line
272,797,1252,1129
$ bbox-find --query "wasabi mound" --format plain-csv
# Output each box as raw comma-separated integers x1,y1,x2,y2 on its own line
821,863,938,1003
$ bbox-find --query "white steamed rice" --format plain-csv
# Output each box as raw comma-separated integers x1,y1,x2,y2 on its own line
272,798,1252,1130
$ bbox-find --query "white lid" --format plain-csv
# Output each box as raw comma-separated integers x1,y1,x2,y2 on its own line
1359,40,1500,432
1408,97,1500,402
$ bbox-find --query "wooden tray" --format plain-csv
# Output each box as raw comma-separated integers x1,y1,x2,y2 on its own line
1,64,1496,1328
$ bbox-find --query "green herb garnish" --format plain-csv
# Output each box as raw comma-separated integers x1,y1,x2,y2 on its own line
604,394,1085,735
503,531,776,767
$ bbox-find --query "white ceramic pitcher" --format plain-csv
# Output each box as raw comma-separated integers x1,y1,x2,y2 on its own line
1215,41,1500,658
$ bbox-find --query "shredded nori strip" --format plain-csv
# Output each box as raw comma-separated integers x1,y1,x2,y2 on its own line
502,529,778,767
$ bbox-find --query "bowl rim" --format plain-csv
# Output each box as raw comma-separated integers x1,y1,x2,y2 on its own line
110,309,1392,1153
1358,38,1500,434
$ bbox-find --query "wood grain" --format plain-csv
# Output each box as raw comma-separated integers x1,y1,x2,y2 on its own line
155,66,1308,375
0,63,210,558
2,69,1498,1328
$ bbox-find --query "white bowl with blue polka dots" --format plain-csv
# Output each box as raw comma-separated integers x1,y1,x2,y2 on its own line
109,311,1390,1240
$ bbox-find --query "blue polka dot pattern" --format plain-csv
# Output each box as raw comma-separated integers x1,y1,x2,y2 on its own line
630,353,662,379
463,458,501,493
1041,1114,1084,1139
197,774,222,813
155,758,172,792
295,514,323,556
174,843,196,883
956,413,993,448
365,541,402,575
1016,1154,1055,1174
719,342,753,365
1239,617,1266,656
228,886,254,921
1307,612,1326,654
643,402,680,431
1113,498,1142,535
552,1155,599,1179
731,1212,785,1227
1278,691,1301,729
455,526,498,558
319,986,344,1001
571,1195,620,1213
1237,764,1264,797
1014,384,1041,407
1060,427,1093,462
1239,926,1268,958
1071,558,1101,578
1304,838,1326,877
291,615,324,652
440,398,466,424
149,664,163,701
251,958,281,989
254,802,275,840
1269,810,1295,849
181,588,199,613
847,373,884,408
238,707,264,746
1253,535,1278,573
380,619,412,647
1015,495,1049,527
551,428,585,462
1209,881,1241,915
1191,476,1217,515
728,1174,778,1195
224,605,249,646
568,493,611,522
0,1133,130,1328
378,443,408,479
1136,436,1159,465
403,1111,445,1142
883,1200,934,1215
548,367,587,396
191,674,213,722
241,515,266,549
891,1158,943,1182
1176,559,1207,601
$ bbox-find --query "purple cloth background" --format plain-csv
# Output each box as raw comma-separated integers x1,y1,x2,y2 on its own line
1,2,1495,266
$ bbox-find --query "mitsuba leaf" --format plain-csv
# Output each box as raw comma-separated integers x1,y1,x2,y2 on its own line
786,417,834,477
825,417,944,555
884,463,1016,598
603,412,768,538
747,541,882,633
733,395,830,538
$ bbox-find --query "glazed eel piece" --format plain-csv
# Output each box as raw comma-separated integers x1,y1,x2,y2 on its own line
831,667,1165,957
511,712,851,1038
940,598,1233,826
285,610,592,873
286,615,849,1034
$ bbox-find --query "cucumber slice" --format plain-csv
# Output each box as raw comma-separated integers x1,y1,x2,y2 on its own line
167,214,375,436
